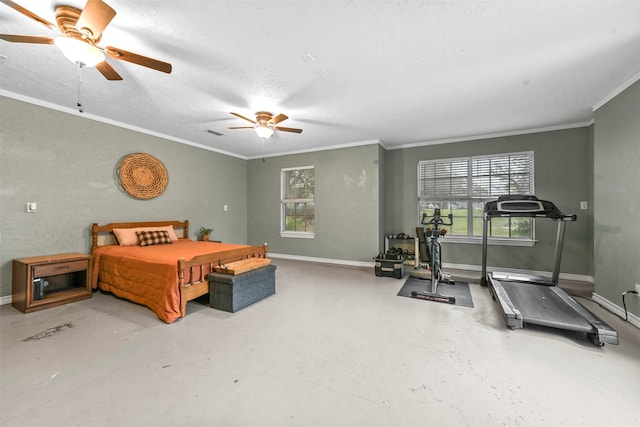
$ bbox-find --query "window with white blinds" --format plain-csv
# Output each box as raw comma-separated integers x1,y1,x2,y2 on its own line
417,151,534,241
418,157,470,198
471,153,533,197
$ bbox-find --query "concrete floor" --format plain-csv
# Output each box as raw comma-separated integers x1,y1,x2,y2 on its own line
1,258,639,427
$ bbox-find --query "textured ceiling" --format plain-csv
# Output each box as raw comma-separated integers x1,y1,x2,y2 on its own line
1,0,639,159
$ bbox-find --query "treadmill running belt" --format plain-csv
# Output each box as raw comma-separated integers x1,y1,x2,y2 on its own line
500,281,594,332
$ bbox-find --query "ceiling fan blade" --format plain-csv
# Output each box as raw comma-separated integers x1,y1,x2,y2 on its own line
96,61,122,80
76,0,116,39
0,0,56,29
270,113,288,125
230,112,256,124
0,34,54,44
105,46,172,74
275,126,303,134
228,126,255,129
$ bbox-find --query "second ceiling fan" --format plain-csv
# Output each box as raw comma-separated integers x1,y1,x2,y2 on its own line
229,111,303,138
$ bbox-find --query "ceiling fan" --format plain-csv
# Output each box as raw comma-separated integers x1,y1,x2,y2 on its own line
229,111,303,138
0,0,172,80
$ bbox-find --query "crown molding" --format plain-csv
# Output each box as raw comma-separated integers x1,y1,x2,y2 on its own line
0,89,248,160
592,71,640,112
386,121,594,151
247,139,381,160
5,87,607,160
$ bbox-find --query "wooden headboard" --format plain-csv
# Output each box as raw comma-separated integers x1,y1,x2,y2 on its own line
91,220,190,254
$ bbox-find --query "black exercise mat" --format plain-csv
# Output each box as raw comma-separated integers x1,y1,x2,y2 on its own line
397,276,474,308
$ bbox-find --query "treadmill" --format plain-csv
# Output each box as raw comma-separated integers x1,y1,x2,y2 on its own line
480,195,618,347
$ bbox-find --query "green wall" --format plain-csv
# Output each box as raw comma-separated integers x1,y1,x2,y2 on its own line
3,83,638,317
0,96,248,298
247,144,382,263
593,80,640,316
384,128,592,275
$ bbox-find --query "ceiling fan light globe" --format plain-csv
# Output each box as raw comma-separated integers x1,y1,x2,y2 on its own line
255,125,274,139
54,37,105,67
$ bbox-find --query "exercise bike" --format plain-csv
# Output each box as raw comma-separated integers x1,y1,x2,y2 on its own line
411,208,456,304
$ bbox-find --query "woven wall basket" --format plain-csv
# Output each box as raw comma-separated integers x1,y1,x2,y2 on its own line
117,153,168,200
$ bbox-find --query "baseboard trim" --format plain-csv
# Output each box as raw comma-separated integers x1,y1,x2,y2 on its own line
442,262,594,284
592,293,640,329
267,255,594,284
0,295,12,306
269,253,373,268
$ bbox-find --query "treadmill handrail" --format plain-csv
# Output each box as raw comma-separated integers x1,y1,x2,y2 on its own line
480,195,575,287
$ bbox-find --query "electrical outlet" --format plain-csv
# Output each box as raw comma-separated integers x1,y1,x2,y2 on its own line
580,201,588,210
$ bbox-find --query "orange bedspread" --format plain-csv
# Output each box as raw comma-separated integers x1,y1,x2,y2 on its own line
92,240,247,323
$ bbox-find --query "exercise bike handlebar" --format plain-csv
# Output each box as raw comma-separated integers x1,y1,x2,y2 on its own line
421,208,453,228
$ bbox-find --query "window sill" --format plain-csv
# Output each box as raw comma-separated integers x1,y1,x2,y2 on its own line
280,231,315,239
440,236,537,247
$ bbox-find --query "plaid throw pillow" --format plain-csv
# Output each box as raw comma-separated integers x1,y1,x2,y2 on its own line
136,230,173,246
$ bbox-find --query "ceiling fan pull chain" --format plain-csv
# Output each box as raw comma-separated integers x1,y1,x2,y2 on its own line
76,62,84,113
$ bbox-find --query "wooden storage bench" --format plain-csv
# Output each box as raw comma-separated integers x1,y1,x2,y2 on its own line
208,264,276,313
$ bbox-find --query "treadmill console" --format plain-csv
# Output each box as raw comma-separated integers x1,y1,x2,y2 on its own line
496,200,544,213
484,195,573,220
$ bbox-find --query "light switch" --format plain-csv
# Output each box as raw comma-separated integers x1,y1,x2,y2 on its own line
27,202,37,213
223,205,228,211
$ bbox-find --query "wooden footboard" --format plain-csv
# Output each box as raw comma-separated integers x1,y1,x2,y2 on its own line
177,243,269,317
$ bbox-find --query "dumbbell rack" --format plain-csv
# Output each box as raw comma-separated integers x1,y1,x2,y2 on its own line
384,235,418,266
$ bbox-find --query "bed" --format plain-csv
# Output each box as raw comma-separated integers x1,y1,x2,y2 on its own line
91,220,268,323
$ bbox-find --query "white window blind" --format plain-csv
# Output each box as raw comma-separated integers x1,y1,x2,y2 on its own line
418,157,469,198
472,153,533,197
417,151,534,241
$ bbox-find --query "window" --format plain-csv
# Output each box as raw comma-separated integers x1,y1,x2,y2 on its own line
417,151,534,244
281,166,315,238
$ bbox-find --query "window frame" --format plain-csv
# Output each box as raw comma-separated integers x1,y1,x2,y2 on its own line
417,151,536,246
280,165,315,239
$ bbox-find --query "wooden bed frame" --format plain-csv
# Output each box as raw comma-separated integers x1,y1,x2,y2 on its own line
91,220,268,318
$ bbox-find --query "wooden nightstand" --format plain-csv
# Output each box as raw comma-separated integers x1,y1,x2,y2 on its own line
12,253,92,313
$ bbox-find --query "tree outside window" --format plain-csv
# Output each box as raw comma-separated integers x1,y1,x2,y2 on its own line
281,166,315,237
